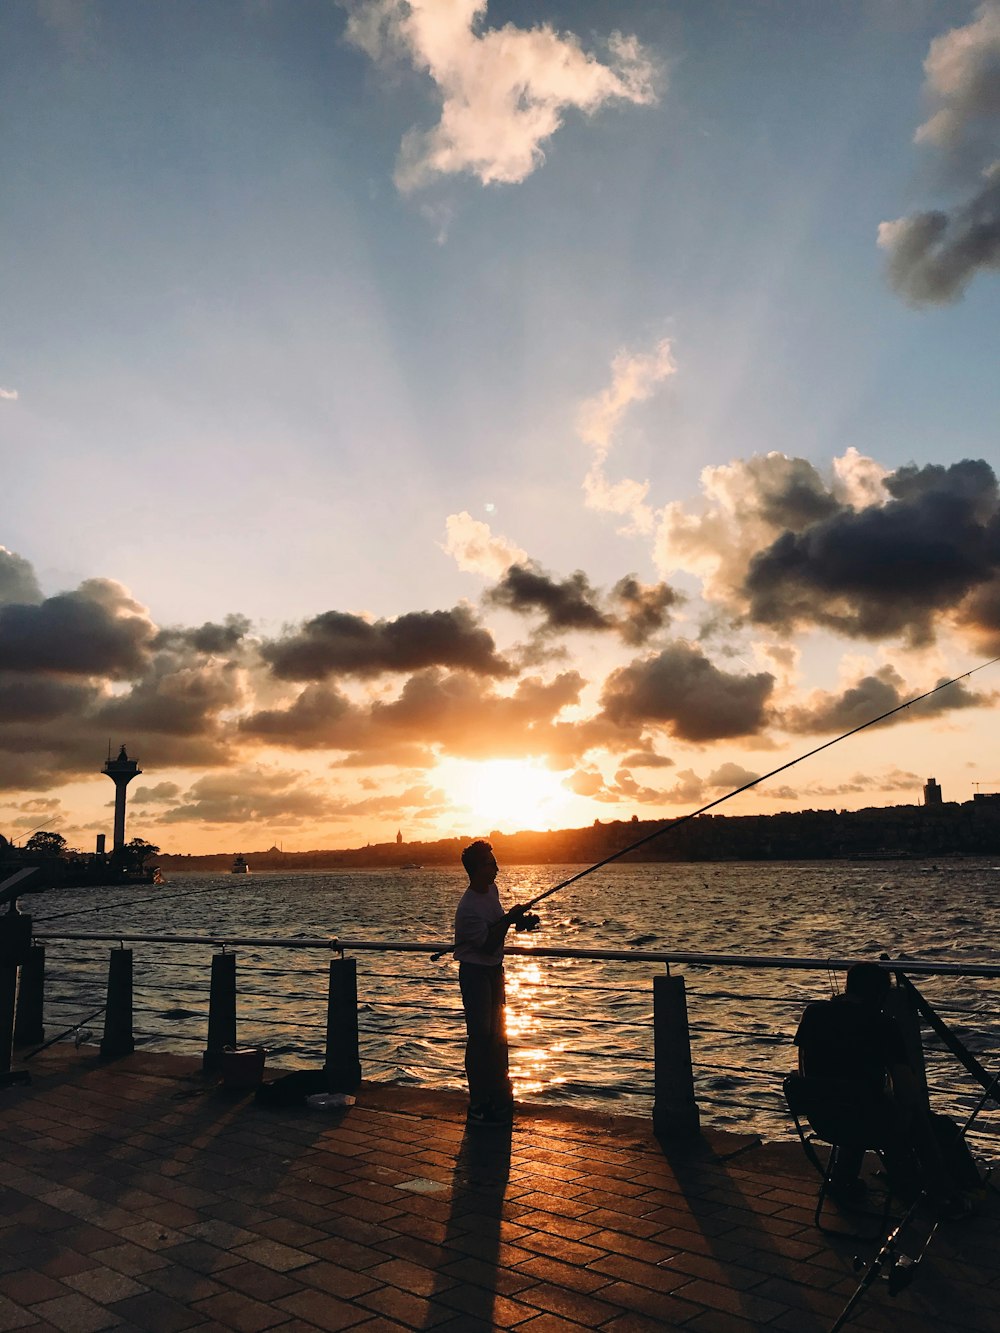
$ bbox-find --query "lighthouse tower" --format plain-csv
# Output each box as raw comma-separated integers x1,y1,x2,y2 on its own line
102,744,142,854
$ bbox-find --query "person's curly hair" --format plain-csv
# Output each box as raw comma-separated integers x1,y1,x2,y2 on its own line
461,839,494,876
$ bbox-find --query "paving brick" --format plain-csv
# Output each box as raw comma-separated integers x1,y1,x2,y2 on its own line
110,1287,208,1330
0,1295,35,1332
514,1255,613,1295
230,1239,316,1273
593,1280,701,1325
0,1271,70,1305
434,1282,538,1327
671,1277,787,1324
276,1288,372,1330
27,1291,119,1332
190,1287,291,1331
63,1265,147,1303
356,1284,455,1327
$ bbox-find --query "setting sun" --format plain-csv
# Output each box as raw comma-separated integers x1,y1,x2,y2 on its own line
437,758,576,834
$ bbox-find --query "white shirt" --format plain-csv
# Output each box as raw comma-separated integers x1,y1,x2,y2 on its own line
454,882,505,966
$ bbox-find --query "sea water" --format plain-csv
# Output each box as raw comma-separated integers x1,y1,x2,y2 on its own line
30,861,1000,1141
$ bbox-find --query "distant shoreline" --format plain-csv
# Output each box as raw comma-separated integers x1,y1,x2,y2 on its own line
157,797,1000,869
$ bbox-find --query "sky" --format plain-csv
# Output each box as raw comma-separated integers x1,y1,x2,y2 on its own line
2,0,1000,855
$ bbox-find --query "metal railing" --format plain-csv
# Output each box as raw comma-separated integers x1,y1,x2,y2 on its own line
21,930,1000,1146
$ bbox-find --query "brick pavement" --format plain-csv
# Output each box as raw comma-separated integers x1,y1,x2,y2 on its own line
1,1046,998,1331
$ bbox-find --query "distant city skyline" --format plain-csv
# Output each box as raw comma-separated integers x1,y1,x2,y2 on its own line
2,1,999,854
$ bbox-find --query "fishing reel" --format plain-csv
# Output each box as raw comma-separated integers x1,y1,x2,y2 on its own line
514,911,541,933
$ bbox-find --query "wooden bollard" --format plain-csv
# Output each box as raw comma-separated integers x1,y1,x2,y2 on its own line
324,957,361,1093
14,944,45,1046
100,948,134,1058
652,973,701,1138
203,951,237,1072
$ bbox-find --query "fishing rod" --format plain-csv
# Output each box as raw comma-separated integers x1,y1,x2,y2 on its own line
429,656,999,961
520,655,1000,914
829,1065,1000,1333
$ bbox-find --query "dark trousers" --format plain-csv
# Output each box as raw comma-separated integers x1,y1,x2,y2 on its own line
459,962,512,1108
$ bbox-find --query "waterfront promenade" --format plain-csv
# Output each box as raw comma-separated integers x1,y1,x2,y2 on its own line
1,1047,998,1333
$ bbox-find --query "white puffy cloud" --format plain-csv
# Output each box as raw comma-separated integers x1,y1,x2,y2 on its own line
441,511,527,578
878,165,1000,305
881,2,1000,303
0,388,18,401
577,338,674,534
914,2,1000,151
343,0,659,192
654,450,884,613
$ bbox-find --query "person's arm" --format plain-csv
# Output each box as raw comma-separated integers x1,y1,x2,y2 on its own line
483,904,526,956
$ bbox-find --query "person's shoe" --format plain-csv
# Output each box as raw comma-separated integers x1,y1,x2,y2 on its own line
466,1101,509,1128
467,1102,501,1126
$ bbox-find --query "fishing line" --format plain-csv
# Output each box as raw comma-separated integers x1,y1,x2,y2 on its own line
32,880,232,925
520,656,1000,913
429,656,1000,961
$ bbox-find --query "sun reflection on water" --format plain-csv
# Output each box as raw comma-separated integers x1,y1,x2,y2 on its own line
504,957,568,1096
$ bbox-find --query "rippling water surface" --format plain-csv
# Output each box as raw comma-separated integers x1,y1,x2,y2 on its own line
31,860,1000,1141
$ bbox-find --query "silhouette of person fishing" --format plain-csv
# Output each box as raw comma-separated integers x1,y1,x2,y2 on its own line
453,840,537,1127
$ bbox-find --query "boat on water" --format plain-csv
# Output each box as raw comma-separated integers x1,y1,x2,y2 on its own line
400,862,422,869
231,854,250,874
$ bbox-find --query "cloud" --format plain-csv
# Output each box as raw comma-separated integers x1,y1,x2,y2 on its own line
914,2,1000,152
780,665,987,734
261,604,511,680
0,388,18,401
743,458,1000,644
441,511,527,578
157,768,342,826
621,751,675,768
881,3,1000,303
0,547,44,606
336,782,449,817
95,655,246,740
565,765,666,805
486,562,679,645
801,768,922,799
0,578,156,677
600,640,774,742
487,563,613,634
655,449,887,612
578,339,675,533
659,453,1000,647
132,782,182,804
241,667,599,765
155,614,252,655
878,167,1000,304
343,0,659,192
611,575,681,647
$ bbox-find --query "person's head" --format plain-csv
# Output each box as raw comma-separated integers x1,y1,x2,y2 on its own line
844,962,892,1008
461,839,497,888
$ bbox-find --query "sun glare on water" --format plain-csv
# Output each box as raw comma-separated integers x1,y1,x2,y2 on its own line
438,758,573,833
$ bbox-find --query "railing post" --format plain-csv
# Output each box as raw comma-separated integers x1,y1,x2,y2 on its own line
203,951,237,1072
0,962,16,1080
14,945,45,1046
652,972,701,1138
324,957,361,1093
100,948,134,1058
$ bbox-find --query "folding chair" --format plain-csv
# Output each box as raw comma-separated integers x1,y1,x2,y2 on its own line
783,1073,898,1236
